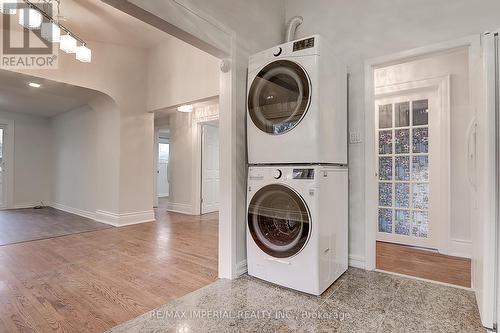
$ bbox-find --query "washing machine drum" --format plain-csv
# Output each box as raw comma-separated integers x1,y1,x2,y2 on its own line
248,60,311,135
248,184,311,258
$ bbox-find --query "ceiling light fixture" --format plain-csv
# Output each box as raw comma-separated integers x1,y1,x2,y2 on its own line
18,7,42,29
41,21,60,42
28,82,41,88
0,0,17,14
18,0,92,63
76,44,91,63
59,33,76,53
177,105,194,113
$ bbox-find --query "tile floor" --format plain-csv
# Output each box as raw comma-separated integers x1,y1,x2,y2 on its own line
106,268,485,333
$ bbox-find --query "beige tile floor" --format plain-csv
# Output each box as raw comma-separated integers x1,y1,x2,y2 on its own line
107,268,485,333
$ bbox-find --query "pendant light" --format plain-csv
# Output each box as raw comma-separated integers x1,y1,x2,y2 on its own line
18,7,42,29
41,22,60,42
76,44,91,63
59,33,76,53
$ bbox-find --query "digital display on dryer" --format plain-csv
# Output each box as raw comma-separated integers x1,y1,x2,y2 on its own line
293,169,315,179
293,37,315,52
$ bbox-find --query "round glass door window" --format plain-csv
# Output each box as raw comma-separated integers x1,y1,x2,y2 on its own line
248,60,311,135
248,184,311,258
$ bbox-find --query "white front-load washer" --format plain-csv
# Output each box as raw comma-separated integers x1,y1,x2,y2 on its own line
246,165,348,295
247,35,347,165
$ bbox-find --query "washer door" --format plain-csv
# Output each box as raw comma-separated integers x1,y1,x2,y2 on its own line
248,184,311,258
248,60,311,135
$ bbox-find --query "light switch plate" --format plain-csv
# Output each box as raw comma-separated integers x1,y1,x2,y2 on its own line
349,131,362,144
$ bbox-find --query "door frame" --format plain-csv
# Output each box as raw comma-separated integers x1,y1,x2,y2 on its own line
374,76,450,250
364,35,481,271
107,0,239,278
0,119,14,210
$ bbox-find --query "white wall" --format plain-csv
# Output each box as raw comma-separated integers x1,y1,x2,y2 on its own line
0,111,51,208
285,0,500,263
51,105,97,216
147,35,220,111
10,40,152,225
160,103,219,214
374,49,472,249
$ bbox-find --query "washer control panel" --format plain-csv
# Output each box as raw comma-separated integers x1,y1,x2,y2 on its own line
248,167,316,181
292,168,315,180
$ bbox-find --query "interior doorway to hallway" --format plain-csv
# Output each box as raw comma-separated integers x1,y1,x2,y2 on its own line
153,99,220,216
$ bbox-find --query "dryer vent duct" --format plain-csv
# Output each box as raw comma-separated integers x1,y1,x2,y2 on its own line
285,16,303,42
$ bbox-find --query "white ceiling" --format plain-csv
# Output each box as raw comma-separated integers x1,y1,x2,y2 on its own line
58,0,171,49
0,70,100,117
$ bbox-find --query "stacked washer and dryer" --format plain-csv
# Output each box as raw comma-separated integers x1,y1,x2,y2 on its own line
246,35,348,296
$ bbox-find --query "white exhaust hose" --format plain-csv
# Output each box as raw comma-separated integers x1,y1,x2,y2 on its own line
285,16,303,42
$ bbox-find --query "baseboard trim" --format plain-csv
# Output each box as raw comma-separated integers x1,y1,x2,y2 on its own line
95,209,155,227
236,259,247,277
12,202,43,209
449,238,472,259
166,202,196,215
348,254,365,269
50,202,96,220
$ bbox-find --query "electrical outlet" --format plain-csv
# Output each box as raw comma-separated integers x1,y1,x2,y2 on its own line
349,131,362,144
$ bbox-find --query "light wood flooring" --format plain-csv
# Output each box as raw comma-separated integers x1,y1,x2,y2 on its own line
0,208,218,332
376,241,471,288
0,207,111,246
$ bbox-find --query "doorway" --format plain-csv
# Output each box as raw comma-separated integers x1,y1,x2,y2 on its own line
366,42,478,289
156,131,170,208
201,123,220,214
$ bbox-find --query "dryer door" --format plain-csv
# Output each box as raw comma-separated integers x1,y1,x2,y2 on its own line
248,60,311,135
248,184,311,258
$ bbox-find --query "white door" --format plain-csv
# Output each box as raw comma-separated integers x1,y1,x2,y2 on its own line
201,124,219,214
157,142,169,197
471,31,497,330
375,89,446,250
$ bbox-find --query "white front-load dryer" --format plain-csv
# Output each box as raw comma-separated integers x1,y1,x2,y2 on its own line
246,165,348,295
247,35,347,165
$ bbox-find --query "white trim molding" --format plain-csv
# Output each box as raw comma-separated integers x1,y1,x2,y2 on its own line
449,238,472,259
95,209,155,227
12,202,43,209
236,259,247,276
50,202,96,220
166,202,196,215
348,254,366,269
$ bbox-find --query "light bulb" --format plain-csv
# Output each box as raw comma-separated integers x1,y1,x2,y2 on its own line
41,22,61,42
76,45,91,63
59,34,77,53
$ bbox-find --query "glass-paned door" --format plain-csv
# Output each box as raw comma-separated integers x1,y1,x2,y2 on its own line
375,92,439,248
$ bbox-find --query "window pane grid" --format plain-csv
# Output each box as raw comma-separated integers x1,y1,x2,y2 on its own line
377,99,430,238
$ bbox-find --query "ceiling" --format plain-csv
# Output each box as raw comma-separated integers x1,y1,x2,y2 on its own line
57,0,171,49
0,70,100,117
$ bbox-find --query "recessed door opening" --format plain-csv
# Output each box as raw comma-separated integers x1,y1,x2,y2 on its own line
371,47,472,288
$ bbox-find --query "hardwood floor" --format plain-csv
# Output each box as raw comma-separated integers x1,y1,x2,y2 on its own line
0,208,218,332
0,207,111,246
376,241,471,288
